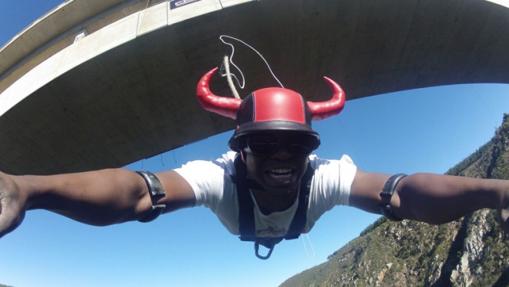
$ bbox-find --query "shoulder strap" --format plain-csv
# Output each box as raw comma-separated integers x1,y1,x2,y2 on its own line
233,155,315,259
285,162,313,239
233,155,256,240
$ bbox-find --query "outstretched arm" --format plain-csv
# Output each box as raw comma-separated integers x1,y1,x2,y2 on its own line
349,170,508,227
0,169,195,238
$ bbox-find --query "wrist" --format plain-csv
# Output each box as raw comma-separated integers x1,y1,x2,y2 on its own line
13,175,47,210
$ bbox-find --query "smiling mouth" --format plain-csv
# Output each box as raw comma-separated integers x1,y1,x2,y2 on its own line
266,168,294,178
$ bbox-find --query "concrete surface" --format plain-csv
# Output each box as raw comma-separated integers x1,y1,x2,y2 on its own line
1,0,509,174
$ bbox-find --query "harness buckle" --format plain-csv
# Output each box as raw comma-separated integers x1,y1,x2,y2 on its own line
255,242,275,260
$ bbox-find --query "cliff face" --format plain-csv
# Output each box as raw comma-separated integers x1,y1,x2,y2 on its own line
281,114,509,287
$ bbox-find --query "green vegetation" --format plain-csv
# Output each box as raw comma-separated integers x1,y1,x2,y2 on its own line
281,115,509,287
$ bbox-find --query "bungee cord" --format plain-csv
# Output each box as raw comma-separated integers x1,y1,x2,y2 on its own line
219,35,285,99
223,55,240,99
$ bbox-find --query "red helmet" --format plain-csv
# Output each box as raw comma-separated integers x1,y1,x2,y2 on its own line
196,67,346,151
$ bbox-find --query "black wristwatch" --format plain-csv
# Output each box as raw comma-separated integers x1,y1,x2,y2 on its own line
379,173,406,221
136,171,166,222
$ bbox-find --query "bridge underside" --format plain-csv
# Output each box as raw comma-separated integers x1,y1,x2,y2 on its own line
1,0,509,174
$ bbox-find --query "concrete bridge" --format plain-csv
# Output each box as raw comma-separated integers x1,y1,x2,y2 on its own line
1,0,508,174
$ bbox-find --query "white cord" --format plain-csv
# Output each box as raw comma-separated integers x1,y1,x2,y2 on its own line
301,234,316,258
219,36,245,89
223,56,240,99
219,35,285,89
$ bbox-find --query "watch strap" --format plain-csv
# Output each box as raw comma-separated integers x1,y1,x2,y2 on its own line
136,171,166,222
380,173,406,221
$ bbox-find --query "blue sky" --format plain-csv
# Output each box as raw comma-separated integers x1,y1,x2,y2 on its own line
1,1,508,287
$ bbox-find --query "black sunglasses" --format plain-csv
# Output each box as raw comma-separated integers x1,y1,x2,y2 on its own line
243,133,320,156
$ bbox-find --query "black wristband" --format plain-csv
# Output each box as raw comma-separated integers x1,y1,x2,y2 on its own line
136,171,166,222
380,173,406,221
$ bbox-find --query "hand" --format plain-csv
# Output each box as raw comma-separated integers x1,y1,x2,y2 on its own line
0,172,27,238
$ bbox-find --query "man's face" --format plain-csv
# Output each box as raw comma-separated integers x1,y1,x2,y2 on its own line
241,132,319,193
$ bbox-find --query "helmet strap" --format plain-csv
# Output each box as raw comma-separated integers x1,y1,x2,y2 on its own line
240,149,247,163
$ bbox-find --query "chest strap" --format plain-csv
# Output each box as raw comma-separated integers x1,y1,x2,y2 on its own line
233,156,313,259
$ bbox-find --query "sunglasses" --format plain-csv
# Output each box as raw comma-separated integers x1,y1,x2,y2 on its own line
243,133,320,156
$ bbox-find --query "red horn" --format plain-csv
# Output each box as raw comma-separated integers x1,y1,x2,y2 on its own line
307,76,346,120
196,67,241,119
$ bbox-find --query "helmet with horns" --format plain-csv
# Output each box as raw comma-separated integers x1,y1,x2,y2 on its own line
196,67,346,151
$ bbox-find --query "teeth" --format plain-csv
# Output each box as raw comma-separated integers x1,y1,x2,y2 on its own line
270,168,292,175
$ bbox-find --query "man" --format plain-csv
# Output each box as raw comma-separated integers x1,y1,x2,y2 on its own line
0,68,508,259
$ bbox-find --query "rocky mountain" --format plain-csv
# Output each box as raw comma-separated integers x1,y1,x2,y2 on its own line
281,114,509,287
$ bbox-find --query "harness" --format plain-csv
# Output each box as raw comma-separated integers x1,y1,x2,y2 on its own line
233,156,314,259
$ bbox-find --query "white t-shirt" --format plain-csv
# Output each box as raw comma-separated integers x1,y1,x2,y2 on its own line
174,151,357,238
